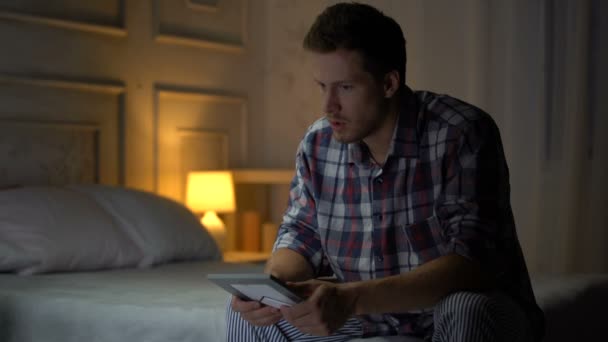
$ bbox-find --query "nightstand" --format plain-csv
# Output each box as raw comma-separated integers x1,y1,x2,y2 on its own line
223,251,271,263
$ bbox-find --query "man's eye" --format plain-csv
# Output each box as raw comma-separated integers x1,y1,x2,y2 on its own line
340,84,354,91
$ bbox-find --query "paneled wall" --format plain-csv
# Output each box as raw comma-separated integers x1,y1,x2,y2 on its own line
0,0,266,203
156,86,247,200
0,75,123,185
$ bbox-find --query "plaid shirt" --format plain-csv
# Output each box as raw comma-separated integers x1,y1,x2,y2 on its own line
275,87,543,338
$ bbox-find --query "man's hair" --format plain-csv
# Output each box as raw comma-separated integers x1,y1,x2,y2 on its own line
303,2,406,84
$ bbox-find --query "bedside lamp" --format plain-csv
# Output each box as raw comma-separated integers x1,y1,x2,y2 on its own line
186,171,236,251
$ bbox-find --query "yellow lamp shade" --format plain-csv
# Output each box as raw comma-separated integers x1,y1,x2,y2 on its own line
186,171,236,251
185,171,236,213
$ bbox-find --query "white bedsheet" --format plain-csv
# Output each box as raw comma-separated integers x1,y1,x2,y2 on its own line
2,263,606,342
0,261,264,342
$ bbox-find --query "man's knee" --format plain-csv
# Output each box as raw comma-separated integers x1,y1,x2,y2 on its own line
435,291,496,320
433,291,531,342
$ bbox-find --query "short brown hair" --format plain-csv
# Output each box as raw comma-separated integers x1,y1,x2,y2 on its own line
303,2,406,84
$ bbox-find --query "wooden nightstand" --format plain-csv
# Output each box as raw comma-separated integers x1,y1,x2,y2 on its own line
223,251,271,263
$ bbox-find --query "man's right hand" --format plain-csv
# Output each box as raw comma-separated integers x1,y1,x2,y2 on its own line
231,296,283,326
233,248,314,327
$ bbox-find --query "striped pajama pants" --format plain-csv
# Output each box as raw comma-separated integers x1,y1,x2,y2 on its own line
226,291,533,342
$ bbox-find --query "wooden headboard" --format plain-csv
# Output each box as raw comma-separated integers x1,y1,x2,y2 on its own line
0,75,246,195
0,75,123,187
0,120,98,187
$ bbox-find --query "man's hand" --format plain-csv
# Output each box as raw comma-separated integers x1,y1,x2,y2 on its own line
279,280,358,336
231,248,315,328
231,296,283,326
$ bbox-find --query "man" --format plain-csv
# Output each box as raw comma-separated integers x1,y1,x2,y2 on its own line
227,2,544,341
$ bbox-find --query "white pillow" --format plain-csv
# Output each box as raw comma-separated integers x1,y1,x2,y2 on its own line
0,240,37,271
0,187,142,275
68,185,221,266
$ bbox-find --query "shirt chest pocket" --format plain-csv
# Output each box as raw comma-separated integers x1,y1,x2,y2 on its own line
402,215,448,263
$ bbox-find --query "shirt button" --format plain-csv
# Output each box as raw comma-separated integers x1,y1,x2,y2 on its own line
376,177,383,184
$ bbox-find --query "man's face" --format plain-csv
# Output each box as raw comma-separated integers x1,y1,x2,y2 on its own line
311,49,390,144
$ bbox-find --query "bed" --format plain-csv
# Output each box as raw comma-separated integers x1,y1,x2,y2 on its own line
0,261,264,342
1,184,607,342
0,184,265,342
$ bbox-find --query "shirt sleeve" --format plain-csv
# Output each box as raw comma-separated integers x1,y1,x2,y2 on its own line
273,139,327,276
436,115,513,276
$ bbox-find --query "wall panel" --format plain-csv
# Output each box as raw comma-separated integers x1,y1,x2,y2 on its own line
0,74,125,185
0,121,98,186
156,86,247,201
0,0,126,36
154,0,247,52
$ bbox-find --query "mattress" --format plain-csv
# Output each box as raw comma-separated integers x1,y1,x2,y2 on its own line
1,262,606,342
0,261,264,342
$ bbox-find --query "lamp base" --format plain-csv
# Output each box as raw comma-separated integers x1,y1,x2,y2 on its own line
201,211,226,251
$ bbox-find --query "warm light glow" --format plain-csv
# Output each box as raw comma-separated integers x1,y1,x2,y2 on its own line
186,171,236,252
201,211,226,250
186,171,236,213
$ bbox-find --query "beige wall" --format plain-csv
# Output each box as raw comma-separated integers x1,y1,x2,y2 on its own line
260,0,492,168
0,0,496,192
0,0,266,203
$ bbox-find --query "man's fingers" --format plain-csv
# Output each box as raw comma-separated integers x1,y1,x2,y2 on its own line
247,308,283,326
280,302,329,332
281,305,311,325
280,284,345,336
231,296,262,313
280,300,315,323
281,282,333,323
287,280,323,298
231,296,287,327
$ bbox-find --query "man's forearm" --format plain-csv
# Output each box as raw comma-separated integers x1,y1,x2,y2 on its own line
264,248,314,282
343,254,492,314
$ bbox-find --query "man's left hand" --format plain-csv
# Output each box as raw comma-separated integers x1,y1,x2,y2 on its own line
279,279,357,336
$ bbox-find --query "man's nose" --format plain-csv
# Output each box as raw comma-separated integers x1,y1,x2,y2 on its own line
323,88,340,114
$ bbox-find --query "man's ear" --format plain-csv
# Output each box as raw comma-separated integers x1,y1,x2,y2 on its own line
383,70,400,98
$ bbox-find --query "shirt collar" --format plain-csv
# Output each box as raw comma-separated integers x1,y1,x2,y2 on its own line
347,86,420,164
